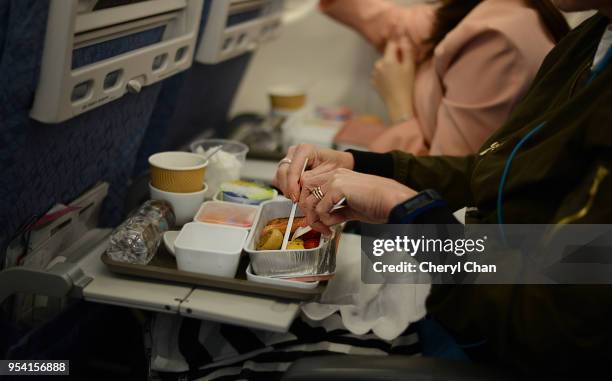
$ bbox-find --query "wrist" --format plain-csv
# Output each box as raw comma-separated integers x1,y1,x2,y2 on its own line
392,114,413,124
383,187,417,218
387,100,413,124
339,151,355,170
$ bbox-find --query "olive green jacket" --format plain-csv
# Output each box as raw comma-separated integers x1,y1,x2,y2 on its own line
358,14,612,377
393,14,611,226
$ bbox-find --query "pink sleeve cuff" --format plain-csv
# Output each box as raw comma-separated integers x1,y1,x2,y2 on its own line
369,118,429,155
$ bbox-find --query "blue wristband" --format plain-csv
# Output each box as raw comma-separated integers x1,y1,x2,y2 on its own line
388,190,448,224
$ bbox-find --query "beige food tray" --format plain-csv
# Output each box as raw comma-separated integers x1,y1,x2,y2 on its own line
101,246,325,301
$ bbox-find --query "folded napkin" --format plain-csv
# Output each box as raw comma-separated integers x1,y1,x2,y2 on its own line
301,233,430,341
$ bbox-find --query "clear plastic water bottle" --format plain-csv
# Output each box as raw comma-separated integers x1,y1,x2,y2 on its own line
107,200,175,265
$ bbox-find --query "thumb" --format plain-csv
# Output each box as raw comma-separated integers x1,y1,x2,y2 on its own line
384,40,397,61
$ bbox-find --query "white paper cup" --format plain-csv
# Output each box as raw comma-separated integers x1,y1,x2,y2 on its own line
149,151,208,193
150,182,208,226
268,85,307,116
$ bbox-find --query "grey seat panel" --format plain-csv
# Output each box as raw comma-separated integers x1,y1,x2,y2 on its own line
132,0,252,176
0,0,163,251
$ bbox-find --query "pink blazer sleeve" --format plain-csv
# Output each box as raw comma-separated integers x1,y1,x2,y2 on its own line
369,118,429,155
370,29,533,155
319,0,435,54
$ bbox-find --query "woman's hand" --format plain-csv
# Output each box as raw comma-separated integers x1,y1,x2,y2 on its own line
300,168,417,234
372,36,416,124
273,144,354,202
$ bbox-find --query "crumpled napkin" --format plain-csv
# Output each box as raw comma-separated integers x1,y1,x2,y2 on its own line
301,234,430,341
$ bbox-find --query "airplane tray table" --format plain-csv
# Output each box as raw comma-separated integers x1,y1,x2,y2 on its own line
101,246,325,301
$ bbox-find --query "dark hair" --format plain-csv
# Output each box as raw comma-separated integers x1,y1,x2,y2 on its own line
423,0,570,59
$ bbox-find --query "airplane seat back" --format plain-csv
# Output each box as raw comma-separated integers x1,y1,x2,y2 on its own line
132,72,188,177
161,52,252,147
0,3,6,55
0,0,187,251
132,0,215,177
132,0,282,176
132,51,252,176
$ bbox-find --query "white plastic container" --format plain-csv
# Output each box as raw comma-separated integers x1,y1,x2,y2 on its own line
174,222,248,278
193,201,258,229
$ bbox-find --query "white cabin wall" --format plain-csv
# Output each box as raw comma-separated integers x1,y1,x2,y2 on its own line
230,0,424,120
229,1,597,119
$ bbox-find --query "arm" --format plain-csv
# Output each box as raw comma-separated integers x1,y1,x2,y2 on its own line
349,150,476,211
430,284,612,375
428,156,612,376
274,146,475,217
371,38,416,125
371,29,533,156
319,0,435,53
429,30,533,156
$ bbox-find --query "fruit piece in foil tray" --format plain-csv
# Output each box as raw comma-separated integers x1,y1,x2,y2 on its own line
256,217,322,251
261,217,307,236
257,228,284,250
286,239,304,250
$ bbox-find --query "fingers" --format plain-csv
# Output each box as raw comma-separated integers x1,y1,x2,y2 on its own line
299,168,330,203
314,186,338,219
301,184,328,226
318,208,353,228
397,36,412,64
297,178,333,234
315,185,347,226
301,161,336,180
372,59,383,77
390,22,411,44
308,219,333,236
298,184,312,210
397,35,410,52
301,193,320,226
286,145,313,201
389,23,402,42
298,190,333,236
299,170,355,232
372,60,383,89
274,145,295,198
384,39,397,60
298,169,327,230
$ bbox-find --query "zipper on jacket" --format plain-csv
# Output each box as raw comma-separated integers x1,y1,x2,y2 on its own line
544,166,609,244
568,61,592,98
471,140,505,191
479,141,503,156
557,165,609,224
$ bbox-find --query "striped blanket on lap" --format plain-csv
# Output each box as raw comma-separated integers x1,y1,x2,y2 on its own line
153,313,421,381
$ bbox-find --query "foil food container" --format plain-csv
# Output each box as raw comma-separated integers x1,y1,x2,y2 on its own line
244,199,338,277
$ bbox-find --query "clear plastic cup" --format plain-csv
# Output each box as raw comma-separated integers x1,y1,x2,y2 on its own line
190,139,249,163
190,139,249,198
